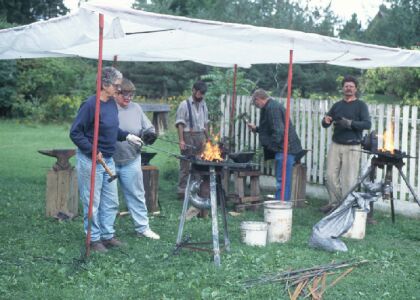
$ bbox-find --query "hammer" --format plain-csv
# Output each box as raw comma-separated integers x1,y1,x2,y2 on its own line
97,157,118,182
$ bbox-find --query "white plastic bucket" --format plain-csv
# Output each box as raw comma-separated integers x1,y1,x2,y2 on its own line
343,209,367,239
264,200,293,243
240,221,268,247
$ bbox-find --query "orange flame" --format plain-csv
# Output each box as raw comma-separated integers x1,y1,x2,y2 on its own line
201,135,223,161
380,124,395,154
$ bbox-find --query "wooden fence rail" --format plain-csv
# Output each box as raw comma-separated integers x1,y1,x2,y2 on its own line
220,95,420,202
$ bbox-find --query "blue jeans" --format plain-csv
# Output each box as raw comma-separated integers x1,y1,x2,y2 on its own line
115,156,149,234
76,151,119,242
275,153,295,201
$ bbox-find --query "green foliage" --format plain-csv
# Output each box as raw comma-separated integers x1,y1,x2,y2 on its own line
3,57,96,121
0,0,69,24
363,0,420,48
118,61,209,98
201,68,256,126
361,67,420,104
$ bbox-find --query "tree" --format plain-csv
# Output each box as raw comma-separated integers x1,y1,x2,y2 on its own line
339,13,364,41
364,0,420,48
0,0,69,24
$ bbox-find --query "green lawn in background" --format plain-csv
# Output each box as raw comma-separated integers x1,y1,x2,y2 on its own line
0,119,419,299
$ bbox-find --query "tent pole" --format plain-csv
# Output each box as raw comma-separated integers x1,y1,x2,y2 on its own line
228,64,238,154
280,50,293,201
85,13,104,258
112,55,118,67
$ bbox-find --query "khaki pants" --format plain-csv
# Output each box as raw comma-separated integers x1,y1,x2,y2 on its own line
177,131,206,194
325,142,361,205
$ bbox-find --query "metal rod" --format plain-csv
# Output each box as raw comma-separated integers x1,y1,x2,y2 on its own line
175,168,193,247
210,166,221,267
397,167,420,206
217,173,230,252
156,137,197,149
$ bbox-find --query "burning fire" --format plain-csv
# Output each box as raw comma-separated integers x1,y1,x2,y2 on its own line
201,135,223,161
380,124,395,154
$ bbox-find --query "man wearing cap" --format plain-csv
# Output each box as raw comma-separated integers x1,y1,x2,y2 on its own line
175,80,210,200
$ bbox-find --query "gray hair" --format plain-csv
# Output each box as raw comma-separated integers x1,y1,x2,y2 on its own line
101,66,123,86
251,88,269,102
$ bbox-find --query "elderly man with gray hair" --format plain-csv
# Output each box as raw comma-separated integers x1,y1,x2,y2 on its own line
70,67,143,253
247,88,302,201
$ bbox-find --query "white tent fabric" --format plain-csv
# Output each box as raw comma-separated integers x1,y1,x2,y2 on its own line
0,3,419,69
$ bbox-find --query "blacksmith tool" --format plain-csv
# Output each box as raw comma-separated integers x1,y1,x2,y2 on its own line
156,137,197,149
38,149,76,171
97,157,118,182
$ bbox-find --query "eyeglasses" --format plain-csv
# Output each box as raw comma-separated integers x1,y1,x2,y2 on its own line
119,91,135,99
112,83,122,92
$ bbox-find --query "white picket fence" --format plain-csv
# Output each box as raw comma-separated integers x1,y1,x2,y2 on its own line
220,95,420,202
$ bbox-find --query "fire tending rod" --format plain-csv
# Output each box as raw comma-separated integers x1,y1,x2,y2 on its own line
156,137,197,149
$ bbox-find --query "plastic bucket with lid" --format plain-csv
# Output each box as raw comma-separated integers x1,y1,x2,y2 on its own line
240,221,268,247
343,209,367,239
264,200,293,243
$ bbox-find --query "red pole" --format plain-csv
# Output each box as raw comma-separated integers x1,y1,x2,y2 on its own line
280,49,293,201
228,64,238,153
85,13,104,257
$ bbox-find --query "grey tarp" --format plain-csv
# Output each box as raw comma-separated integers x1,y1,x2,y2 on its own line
309,181,382,252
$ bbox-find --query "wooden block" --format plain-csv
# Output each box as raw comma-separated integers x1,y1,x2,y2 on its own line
291,163,307,208
238,195,262,203
234,175,245,197
46,168,78,217
250,176,260,196
142,165,159,213
237,170,261,177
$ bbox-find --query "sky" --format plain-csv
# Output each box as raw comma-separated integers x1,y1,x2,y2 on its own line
64,0,385,27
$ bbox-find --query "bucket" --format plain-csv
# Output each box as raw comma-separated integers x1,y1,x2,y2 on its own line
264,200,293,243
240,221,268,247
343,209,367,239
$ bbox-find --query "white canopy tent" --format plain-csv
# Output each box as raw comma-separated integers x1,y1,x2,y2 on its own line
1,3,419,68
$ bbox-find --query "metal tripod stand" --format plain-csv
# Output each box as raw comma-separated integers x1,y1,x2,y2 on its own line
340,152,420,223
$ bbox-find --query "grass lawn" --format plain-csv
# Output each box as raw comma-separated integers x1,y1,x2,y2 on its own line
0,119,419,299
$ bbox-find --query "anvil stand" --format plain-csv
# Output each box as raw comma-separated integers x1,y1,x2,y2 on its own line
340,153,420,223
175,164,230,267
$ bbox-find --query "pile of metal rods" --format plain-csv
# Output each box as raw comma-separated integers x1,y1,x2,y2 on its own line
243,259,369,299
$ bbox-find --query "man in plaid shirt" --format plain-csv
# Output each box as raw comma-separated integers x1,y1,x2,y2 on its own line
248,89,302,201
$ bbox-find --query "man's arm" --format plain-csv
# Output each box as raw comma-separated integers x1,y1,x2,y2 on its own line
321,105,335,128
177,124,186,150
351,101,372,130
268,105,284,151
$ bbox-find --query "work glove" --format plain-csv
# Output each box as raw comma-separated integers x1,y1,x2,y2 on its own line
126,134,144,147
335,117,352,129
142,131,157,145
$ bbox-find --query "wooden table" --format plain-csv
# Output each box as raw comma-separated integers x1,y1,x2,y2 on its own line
139,103,170,135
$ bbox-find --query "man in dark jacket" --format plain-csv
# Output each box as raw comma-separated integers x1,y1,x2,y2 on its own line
321,75,372,216
248,89,302,201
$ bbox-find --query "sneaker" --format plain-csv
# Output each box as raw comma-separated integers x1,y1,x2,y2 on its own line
102,237,126,248
90,241,108,253
137,229,160,240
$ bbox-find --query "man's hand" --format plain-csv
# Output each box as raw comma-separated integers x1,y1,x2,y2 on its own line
126,134,144,147
179,140,186,151
323,115,333,124
247,122,257,133
142,131,157,145
335,117,352,129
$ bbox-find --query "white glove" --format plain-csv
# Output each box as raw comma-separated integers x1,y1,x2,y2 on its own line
126,134,144,147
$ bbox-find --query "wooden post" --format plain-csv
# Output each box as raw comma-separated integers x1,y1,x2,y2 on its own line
142,165,159,212
46,168,78,217
291,163,307,208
